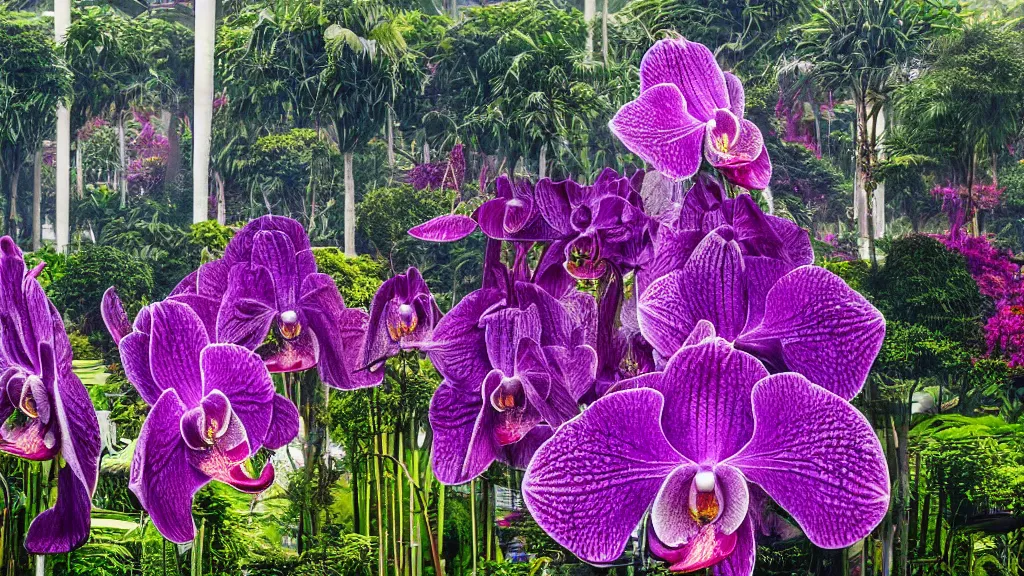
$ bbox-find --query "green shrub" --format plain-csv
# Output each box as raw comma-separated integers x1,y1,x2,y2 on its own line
356,185,453,258
191,219,236,253
25,244,68,290
871,234,987,347
68,330,102,360
312,248,385,309
50,245,154,337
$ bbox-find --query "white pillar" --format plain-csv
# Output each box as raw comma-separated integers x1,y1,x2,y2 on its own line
55,0,70,252
192,0,216,223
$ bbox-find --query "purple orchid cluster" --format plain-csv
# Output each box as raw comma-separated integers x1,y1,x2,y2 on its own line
404,37,891,574
0,237,101,553
102,215,383,542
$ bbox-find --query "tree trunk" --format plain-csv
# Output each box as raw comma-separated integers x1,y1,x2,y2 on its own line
601,0,609,66
215,172,226,225
164,110,182,186
56,0,71,251
584,0,596,59
387,108,395,168
32,150,42,251
449,0,457,20
423,141,431,164
75,137,83,198
854,98,870,261
538,144,547,179
193,0,215,223
8,170,18,240
118,114,128,206
344,151,356,256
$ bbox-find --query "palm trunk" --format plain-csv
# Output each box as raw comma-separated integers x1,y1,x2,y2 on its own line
8,169,18,239
601,0,609,66
387,109,395,168
118,114,128,206
538,144,547,179
193,0,215,223
584,0,596,59
215,172,226,225
165,110,182,186
56,0,71,251
423,141,431,164
75,136,83,198
32,150,42,250
344,151,356,256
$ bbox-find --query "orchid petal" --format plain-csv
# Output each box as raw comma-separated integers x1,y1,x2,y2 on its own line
724,72,745,119
639,38,729,122
522,388,684,564
263,393,300,450
409,214,478,243
739,266,885,400
200,344,275,451
728,373,890,549
150,301,208,407
101,287,130,344
610,84,705,181
429,382,486,485
130,389,209,543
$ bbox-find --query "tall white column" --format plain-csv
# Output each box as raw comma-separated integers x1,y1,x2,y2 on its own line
192,0,216,223
55,0,70,251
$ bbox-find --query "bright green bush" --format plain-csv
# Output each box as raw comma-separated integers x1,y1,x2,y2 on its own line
312,248,385,309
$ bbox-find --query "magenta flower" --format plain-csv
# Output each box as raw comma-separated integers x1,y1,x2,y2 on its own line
522,339,889,572
426,281,597,484
638,226,884,400
123,300,296,543
610,38,771,189
362,267,442,371
0,237,101,553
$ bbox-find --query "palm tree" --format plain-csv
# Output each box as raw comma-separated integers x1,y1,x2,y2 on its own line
794,0,958,264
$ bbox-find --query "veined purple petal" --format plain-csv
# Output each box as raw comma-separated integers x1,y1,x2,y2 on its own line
497,425,552,470
200,344,275,451
425,289,503,391
217,264,277,350
119,330,162,405
102,287,130,344
720,145,772,190
149,301,209,407
300,274,382,390
610,84,705,181
649,464,702,547
429,382,486,485
522,388,685,564
252,230,299,311
24,463,91,553
738,266,885,400
409,214,478,243
224,215,311,267
724,72,745,119
647,339,767,463
130,389,209,543
727,373,890,549
639,38,729,122
534,178,574,235
679,229,747,341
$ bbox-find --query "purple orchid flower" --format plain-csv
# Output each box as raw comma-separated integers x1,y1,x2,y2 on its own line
426,281,597,484
152,216,381,391
407,144,465,192
361,267,442,371
522,338,889,573
122,300,296,543
610,38,771,189
638,176,812,294
0,237,101,553
637,226,884,400
534,168,652,279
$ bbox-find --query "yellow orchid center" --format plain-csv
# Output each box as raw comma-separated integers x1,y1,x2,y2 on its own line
716,132,731,153
690,471,720,525
280,310,302,340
